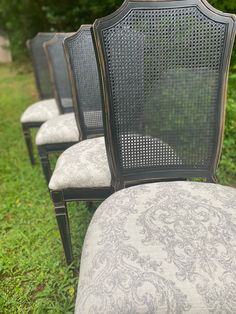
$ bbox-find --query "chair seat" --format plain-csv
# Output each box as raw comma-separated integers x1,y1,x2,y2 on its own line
20,99,59,123
75,181,236,313
49,137,111,190
35,113,79,145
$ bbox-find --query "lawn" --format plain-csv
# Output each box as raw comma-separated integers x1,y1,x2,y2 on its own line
0,64,92,313
0,63,235,313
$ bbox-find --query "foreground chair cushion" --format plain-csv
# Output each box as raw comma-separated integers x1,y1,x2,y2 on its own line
49,137,111,190
35,113,79,145
76,181,236,313
20,99,59,123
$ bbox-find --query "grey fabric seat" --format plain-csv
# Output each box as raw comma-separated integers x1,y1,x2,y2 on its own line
49,137,111,190
35,113,79,145
20,99,59,123
49,133,180,190
75,181,236,313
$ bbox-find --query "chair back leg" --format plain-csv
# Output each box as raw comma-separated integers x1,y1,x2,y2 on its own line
22,124,35,165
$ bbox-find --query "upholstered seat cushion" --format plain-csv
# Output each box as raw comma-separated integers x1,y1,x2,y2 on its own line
35,113,79,145
49,137,111,190
75,181,236,313
20,99,59,123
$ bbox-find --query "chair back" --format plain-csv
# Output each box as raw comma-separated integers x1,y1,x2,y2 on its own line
64,25,103,139
93,0,236,189
44,33,74,114
27,33,56,99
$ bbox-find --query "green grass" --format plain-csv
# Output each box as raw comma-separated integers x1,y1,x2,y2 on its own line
0,63,235,313
0,64,92,313
217,72,236,186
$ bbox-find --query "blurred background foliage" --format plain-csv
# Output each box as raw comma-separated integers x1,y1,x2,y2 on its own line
0,0,120,62
0,0,235,66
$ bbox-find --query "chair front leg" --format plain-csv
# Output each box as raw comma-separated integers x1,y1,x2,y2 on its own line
38,145,52,184
22,124,35,165
51,190,73,265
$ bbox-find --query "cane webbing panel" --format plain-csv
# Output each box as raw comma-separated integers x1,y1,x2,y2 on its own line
102,6,227,173
29,33,55,99
64,27,103,136
46,34,73,113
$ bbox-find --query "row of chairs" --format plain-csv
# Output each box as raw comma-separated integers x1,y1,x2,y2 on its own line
20,0,236,312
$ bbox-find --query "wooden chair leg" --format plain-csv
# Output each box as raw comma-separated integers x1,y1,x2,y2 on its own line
22,124,35,165
38,146,52,184
51,190,73,265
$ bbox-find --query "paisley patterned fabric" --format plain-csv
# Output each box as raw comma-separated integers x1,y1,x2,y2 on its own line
35,113,79,145
75,181,236,313
20,99,59,123
49,137,111,190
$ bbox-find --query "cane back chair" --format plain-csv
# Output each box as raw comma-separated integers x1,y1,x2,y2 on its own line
64,25,104,140
49,25,113,265
74,0,236,312
21,33,58,165
92,0,236,189
36,33,80,184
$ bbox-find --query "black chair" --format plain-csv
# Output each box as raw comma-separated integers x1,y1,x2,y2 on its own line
48,25,113,265
21,33,58,165
73,0,236,312
64,25,104,140
36,33,80,183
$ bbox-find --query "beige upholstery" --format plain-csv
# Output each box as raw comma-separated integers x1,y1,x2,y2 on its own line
49,137,111,190
35,113,79,145
20,99,59,123
49,133,182,190
75,181,236,313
